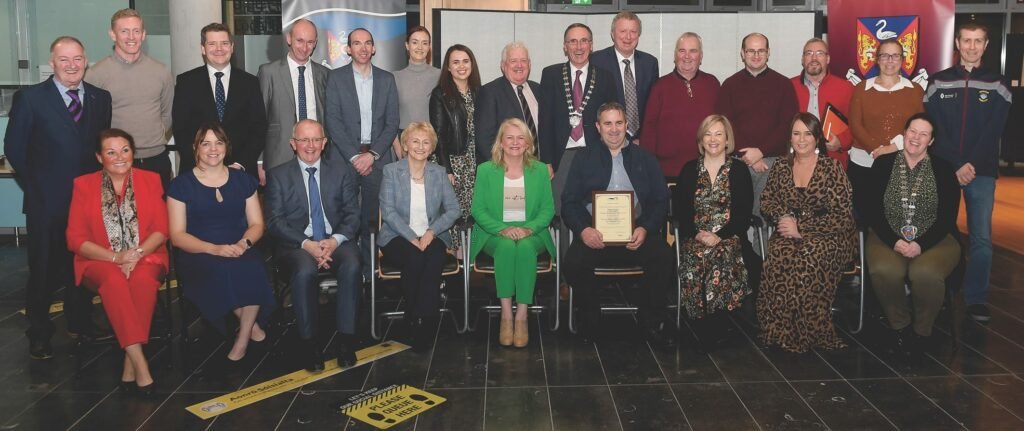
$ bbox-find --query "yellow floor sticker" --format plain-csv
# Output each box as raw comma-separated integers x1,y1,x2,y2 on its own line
186,341,410,420
339,384,446,429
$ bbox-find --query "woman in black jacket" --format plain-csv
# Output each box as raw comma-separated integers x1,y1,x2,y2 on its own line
865,112,961,358
429,44,481,253
674,115,760,350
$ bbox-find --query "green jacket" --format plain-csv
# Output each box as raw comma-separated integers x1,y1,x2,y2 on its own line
469,160,556,261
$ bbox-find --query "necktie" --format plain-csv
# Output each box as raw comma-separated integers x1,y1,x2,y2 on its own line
297,65,307,120
623,59,639,136
516,84,538,141
307,167,327,241
214,71,226,121
66,89,82,123
571,69,583,142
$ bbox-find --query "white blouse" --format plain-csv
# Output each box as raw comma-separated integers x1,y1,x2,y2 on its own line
409,180,429,236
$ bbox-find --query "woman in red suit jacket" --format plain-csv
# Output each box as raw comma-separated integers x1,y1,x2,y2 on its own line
66,129,168,396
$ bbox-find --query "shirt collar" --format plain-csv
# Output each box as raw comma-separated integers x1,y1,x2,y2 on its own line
298,157,322,172
674,68,702,82
570,62,589,76
113,50,143,65
743,66,768,78
207,63,231,78
287,55,310,70
53,78,79,94
614,49,634,65
864,75,915,91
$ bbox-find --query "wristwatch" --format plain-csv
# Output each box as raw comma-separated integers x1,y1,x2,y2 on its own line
244,238,253,249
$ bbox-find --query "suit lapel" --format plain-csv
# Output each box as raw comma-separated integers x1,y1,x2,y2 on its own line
44,78,81,136
278,60,297,121
313,64,327,115
292,161,311,223
397,161,411,213
370,66,381,126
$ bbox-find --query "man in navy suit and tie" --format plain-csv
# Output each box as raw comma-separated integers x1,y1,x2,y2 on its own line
266,119,361,371
4,36,112,359
324,28,400,281
591,11,658,143
474,41,541,163
172,23,267,176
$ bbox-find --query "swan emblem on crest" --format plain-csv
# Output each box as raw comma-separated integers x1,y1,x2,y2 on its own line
875,20,897,40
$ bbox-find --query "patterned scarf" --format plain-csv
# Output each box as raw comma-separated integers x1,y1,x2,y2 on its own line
100,170,140,253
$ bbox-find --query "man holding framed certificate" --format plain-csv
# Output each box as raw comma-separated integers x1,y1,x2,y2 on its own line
562,102,676,348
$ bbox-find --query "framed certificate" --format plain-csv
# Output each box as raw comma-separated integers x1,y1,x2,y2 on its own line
592,191,634,245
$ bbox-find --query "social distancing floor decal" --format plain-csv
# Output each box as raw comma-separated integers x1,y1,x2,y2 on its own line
186,341,410,420
338,384,446,429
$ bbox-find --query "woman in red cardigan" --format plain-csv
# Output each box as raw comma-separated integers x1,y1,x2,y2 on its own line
66,128,168,396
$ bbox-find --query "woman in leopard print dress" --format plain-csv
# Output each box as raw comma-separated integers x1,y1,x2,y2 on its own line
758,113,856,353
430,44,482,253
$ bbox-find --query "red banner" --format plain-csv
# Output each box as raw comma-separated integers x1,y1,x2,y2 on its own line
828,0,955,86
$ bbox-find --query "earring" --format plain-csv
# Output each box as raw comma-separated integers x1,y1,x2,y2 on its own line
815,147,820,155
789,147,794,154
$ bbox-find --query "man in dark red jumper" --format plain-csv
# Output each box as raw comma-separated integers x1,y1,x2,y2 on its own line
715,32,798,216
790,38,854,170
640,32,720,182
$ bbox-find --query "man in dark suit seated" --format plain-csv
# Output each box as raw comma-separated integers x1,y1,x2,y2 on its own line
172,22,267,176
324,28,400,281
590,11,659,143
562,102,676,349
4,36,111,359
474,41,540,163
538,22,617,215
265,119,361,371
257,18,329,184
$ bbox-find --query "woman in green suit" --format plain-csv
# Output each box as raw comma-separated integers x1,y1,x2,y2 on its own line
470,118,556,348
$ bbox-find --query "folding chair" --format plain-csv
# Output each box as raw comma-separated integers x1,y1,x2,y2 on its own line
463,217,560,332
368,214,465,340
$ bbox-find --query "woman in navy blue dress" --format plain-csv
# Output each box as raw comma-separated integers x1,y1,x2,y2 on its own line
167,123,275,362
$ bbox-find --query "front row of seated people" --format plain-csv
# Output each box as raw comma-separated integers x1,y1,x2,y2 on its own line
66,103,959,388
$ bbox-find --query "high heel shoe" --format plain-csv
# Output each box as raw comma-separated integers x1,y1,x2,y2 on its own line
513,319,528,348
136,381,156,398
499,319,513,347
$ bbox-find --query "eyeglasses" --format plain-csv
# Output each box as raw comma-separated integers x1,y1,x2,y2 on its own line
565,38,592,47
744,49,768,56
803,50,827,58
292,137,327,145
877,53,902,62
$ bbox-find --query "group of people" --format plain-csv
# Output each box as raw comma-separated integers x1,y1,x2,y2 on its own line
2,7,1011,395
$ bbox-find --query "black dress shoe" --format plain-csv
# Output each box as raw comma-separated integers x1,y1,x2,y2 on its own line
305,341,325,373
28,338,53,360
136,381,156,398
336,335,357,368
411,318,436,353
119,381,136,393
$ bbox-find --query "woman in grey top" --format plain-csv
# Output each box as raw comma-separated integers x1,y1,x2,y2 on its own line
393,26,441,158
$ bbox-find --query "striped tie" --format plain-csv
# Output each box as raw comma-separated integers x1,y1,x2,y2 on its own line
623,59,639,136
67,89,82,123
298,66,307,120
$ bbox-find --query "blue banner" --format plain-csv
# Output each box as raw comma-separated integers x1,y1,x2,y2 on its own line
283,0,406,70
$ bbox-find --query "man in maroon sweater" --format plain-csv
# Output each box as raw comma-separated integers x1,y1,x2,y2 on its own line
790,38,853,170
640,32,720,182
715,33,798,216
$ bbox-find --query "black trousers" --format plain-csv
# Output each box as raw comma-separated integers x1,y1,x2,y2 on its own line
133,149,173,189
564,235,675,328
25,214,91,340
847,162,872,222
381,237,446,318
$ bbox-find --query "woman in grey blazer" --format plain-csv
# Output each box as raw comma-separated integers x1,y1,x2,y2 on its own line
379,122,461,351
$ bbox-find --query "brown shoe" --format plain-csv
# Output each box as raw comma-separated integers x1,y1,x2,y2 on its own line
513,319,528,348
499,319,513,346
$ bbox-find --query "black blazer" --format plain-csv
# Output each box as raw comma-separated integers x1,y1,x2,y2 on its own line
172,65,268,176
590,46,659,136
3,77,110,219
428,86,472,174
538,62,616,171
473,75,540,163
866,153,960,252
264,156,360,249
561,142,668,236
673,157,753,240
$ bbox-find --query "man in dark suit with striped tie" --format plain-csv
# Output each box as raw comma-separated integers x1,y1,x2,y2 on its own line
4,36,112,359
474,41,540,164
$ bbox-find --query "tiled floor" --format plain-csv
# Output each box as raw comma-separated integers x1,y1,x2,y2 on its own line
0,238,1023,430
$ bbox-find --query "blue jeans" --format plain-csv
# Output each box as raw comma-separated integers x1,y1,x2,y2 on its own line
963,176,995,305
